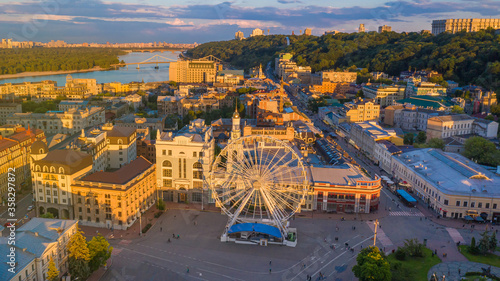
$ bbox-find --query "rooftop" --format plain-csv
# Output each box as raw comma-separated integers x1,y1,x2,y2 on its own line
79,156,153,185
429,114,472,122
309,164,372,186
35,149,93,174
393,148,500,197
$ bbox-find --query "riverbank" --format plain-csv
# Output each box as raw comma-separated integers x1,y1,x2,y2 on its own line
0,66,108,80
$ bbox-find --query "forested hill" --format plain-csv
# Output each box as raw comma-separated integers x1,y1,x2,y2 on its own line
0,48,126,75
187,30,500,92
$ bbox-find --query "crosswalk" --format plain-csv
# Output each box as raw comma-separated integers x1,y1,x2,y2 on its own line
389,210,424,217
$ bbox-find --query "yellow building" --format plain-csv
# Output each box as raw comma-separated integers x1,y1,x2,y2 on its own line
0,80,56,99
71,156,156,229
243,125,295,141
320,71,357,83
432,18,500,34
378,25,392,33
340,99,380,123
168,59,218,83
0,103,22,125
310,82,351,94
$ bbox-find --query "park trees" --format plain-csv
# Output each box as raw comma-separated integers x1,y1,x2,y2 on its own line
88,234,113,272
416,131,427,144
463,137,500,166
403,133,414,145
353,246,392,281
47,257,59,281
68,228,91,280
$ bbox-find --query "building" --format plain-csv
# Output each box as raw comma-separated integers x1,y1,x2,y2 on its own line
137,138,156,163
102,125,137,169
0,218,78,281
0,103,22,125
71,157,156,229
6,107,105,135
320,70,357,83
235,30,245,40
250,28,264,37
0,80,57,99
359,24,365,33
362,84,406,106
406,80,447,97
114,114,166,133
349,121,403,161
426,114,474,140
338,99,380,123
378,25,392,33
31,146,93,219
308,165,382,213
391,148,500,220
385,104,444,131
58,100,88,111
324,30,339,35
395,95,454,111
374,140,402,174
249,64,266,79
0,127,45,199
303,28,312,36
155,119,214,203
65,75,99,96
472,118,499,138
432,18,500,34
168,59,218,83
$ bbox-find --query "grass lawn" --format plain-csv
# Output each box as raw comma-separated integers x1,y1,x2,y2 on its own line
459,245,500,267
387,248,442,281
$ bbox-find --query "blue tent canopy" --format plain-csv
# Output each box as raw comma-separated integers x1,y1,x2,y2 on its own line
397,189,416,203
228,223,282,238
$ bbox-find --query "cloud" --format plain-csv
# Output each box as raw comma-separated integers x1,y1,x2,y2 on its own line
0,0,499,43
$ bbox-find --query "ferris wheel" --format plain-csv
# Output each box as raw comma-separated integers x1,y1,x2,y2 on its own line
209,135,309,240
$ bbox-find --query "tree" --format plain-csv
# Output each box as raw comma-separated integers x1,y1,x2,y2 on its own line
352,246,391,281
489,231,498,252
403,133,414,145
470,236,479,255
47,257,59,281
463,136,500,166
479,231,490,255
40,212,55,219
416,131,426,144
68,227,91,280
451,105,465,114
157,198,165,210
403,238,424,257
356,90,365,98
88,234,113,272
427,138,445,150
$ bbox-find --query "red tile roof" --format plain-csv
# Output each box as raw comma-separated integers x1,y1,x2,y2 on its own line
79,156,153,185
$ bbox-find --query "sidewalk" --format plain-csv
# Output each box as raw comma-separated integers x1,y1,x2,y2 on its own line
428,261,500,280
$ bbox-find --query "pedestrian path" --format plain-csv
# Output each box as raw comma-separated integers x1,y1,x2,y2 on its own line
366,221,393,247
428,261,500,281
446,227,466,244
389,210,424,217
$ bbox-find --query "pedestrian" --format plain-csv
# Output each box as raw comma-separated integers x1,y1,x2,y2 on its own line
172,233,175,238
435,249,437,255
186,266,189,273
160,227,162,232
269,268,271,274
177,234,180,239
269,260,272,266
458,268,461,275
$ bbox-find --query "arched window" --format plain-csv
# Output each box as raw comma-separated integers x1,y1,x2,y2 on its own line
193,162,202,169
193,162,203,179
162,160,172,167
59,167,65,174
50,166,56,173
43,166,48,172
118,139,123,145
35,165,40,172
53,183,57,188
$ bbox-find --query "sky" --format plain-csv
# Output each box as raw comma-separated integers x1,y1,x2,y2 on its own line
0,0,500,44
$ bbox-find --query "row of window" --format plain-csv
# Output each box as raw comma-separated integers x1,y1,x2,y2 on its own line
448,200,498,209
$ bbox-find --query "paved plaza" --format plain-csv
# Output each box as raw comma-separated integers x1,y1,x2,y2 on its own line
428,262,500,280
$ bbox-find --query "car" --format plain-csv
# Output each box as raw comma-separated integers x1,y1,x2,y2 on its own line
27,205,33,211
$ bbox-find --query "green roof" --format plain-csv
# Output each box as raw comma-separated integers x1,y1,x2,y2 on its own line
396,95,453,109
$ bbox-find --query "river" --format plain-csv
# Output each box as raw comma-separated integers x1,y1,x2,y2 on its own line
0,51,181,85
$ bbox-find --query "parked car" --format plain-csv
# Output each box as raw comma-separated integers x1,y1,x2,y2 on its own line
27,205,33,211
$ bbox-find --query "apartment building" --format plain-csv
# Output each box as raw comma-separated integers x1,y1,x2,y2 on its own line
157,95,220,117
72,157,156,229
31,145,93,219
168,59,218,83
101,124,137,169
391,148,500,220
339,99,380,123
378,25,392,33
155,119,214,203
362,84,406,106
0,218,78,281
320,70,357,83
0,80,57,99
349,121,403,161
6,107,105,135
426,114,474,140
58,100,88,111
0,127,45,199
0,103,22,125
432,18,500,34
406,80,447,97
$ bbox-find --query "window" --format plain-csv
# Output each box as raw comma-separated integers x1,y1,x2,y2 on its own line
53,191,57,196
471,202,475,208
494,204,497,209
162,160,172,167
162,150,166,155
193,152,197,157
444,200,449,206
486,203,490,208
79,207,82,212
193,162,202,169
163,179,172,187
456,201,460,206
463,201,468,207
62,191,66,195
168,150,172,156
87,208,90,213
478,203,482,208
96,209,99,215
119,158,123,161
118,212,122,217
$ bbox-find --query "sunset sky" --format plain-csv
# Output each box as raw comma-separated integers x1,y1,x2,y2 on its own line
1,0,499,43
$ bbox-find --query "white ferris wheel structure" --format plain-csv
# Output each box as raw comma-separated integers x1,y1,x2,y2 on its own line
209,135,309,242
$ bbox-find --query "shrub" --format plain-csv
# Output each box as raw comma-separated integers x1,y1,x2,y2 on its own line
154,212,162,218
142,223,152,233
395,248,406,261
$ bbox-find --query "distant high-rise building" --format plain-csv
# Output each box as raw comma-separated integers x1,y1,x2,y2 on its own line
378,25,392,33
304,28,312,36
235,31,245,40
324,30,339,35
359,24,365,33
432,18,500,35
250,28,264,37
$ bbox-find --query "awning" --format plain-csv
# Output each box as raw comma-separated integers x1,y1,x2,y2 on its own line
475,216,484,222
464,215,474,221
397,189,416,203
228,223,282,238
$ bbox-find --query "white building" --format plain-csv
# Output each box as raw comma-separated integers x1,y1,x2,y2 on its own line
391,148,500,220
101,124,137,169
155,119,214,203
